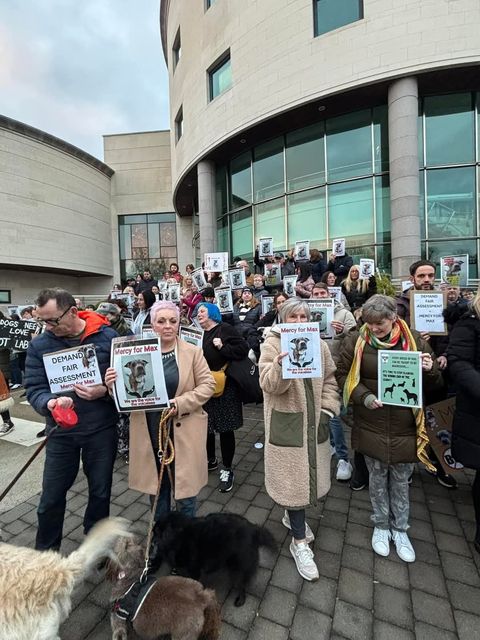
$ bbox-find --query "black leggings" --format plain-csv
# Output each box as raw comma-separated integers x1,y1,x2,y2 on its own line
207,431,235,469
1,410,11,424
473,470,480,542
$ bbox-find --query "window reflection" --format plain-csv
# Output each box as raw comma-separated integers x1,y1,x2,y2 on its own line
254,198,285,251
326,110,372,181
253,138,284,202
287,188,326,247
286,124,325,191
232,208,253,259
427,239,478,280
424,94,474,167
230,152,251,210
426,167,476,239
328,178,374,246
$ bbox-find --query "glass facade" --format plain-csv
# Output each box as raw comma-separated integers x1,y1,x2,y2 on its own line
216,93,480,277
314,0,363,37
209,54,232,101
118,213,177,281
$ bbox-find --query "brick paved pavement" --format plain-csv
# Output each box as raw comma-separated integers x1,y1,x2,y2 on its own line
1,405,480,639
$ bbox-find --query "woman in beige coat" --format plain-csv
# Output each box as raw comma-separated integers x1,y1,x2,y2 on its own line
105,300,215,519
259,298,340,582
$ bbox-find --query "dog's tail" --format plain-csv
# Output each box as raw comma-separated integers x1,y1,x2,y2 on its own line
200,588,222,640
256,526,277,552
63,517,131,580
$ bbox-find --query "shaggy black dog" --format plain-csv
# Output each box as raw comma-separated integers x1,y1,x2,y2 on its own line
151,512,277,606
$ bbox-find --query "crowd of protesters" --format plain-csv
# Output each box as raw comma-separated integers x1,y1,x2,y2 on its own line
0,246,479,585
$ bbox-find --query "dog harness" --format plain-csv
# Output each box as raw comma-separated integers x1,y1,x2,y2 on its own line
112,574,157,622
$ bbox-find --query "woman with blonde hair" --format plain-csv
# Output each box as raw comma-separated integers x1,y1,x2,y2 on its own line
341,264,376,313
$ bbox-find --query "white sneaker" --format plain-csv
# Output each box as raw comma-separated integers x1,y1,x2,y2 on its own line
282,511,315,543
391,530,416,562
0,422,14,437
336,459,353,481
372,527,391,556
289,539,319,581
10,383,21,390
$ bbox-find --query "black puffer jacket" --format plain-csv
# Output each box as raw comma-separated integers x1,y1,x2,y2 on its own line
342,277,377,311
326,254,353,285
447,313,480,469
337,329,442,464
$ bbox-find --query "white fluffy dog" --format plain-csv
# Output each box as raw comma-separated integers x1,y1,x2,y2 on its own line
0,517,130,640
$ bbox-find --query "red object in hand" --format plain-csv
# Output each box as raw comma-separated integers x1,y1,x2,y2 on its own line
51,405,78,429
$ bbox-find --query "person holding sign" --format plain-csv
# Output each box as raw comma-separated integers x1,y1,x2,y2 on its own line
341,264,376,315
24,289,119,551
326,249,353,285
337,295,442,563
294,263,315,299
105,301,215,522
259,299,340,581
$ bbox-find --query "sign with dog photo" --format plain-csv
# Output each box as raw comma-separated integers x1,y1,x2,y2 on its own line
359,259,375,280
228,268,246,290
332,238,346,257
327,286,342,302
283,275,297,297
110,336,169,412
258,237,273,258
377,350,422,408
306,299,334,339
191,267,208,291
425,397,463,475
261,296,274,316
294,240,310,262
214,286,234,314
264,263,282,287
43,344,102,393
179,326,204,348
440,254,469,287
279,322,322,379
205,252,229,273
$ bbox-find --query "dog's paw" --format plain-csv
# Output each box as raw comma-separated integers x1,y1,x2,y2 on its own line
234,591,246,607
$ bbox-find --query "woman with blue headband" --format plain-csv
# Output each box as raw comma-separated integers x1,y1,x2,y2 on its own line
197,302,249,493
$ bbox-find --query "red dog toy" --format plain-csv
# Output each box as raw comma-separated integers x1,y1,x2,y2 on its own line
51,405,78,429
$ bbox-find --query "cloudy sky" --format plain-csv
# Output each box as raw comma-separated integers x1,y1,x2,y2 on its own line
0,0,170,160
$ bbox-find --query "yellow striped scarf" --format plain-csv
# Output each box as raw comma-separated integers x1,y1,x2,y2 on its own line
343,319,434,472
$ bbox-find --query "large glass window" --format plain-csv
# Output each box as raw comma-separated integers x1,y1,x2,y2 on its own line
328,178,374,247
375,175,390,244
373,106,389,174
230,152,251,210
215,165,228,216
286,124,325,191
253,138,284,201
326,110,372,181
254,198,285,251
314,0,363,37
287,188,327,248
209,53,231,101
231,208,253,259
217,216,229,253
426,167,476,239
424,94,474,167
427,239,478,281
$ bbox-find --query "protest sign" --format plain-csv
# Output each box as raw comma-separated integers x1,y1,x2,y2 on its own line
332,238,345,257
378,350,422,408
228,268,246,290
258,237,273,258
294,240,310,262
168,283,181,304
440,255,469,287
425,397,463,475
306,299,334,339
205,252,229,272
111,336,169,412
43,344,102,393
0,318,39,351
279,322,322,379
410,290,446,335
327,286,342,302
264,263,282,287
192,268,208,291
261,296,274,316
283,275,298,297
401,280,414,292
179,326,204,348
359,259,375,280
142,325,157,339
215,286,234,314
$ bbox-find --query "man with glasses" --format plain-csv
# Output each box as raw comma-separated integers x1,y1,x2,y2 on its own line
25,288,119,551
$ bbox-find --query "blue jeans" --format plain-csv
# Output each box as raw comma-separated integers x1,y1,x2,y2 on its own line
35,427,117,551
150,468,197,520
329,415,349,461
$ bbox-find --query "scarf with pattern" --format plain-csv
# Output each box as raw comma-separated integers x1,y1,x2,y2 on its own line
343,319,434,472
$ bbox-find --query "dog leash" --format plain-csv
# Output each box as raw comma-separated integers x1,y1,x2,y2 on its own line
140,406,175,583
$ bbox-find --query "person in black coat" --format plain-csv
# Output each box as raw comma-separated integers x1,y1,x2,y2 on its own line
447,293,480,554
326,251,353,285
309,249,327,283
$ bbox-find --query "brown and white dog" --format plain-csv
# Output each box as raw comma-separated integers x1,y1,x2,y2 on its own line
0,518,130,640
106,535,221,640
124,359,148,396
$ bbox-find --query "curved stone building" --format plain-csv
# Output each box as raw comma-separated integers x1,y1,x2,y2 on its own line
160,0,480,279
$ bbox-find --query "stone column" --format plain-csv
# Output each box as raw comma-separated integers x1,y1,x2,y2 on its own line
388,77,420,279
197,160,217,258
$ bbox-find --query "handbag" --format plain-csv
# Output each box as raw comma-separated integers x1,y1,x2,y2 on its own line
210,364,228,398
226,357,263,404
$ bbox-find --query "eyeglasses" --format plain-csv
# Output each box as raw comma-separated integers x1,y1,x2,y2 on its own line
38,305,73,327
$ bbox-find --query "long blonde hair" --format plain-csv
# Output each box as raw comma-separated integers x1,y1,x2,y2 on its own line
343,264,368,294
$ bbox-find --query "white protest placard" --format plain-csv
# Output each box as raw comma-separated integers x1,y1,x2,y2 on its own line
179,326,204,348
402,280,414,292
228,268,246,290
142,325,156,339
158,280,168,292
328,286,342,302
283,275,298,297
332,238,345,257
306,299,335,339
192,268,208,291
294,240,310,262
168,283,181,304
261,296,275,316
410,290,447,335
440,254,469,287
205,252,229,273
214,286,234,314
258,237,273,258
111,336,169,412
264,263,282,287
378,350,422,408
279,322,322,379
43,344,102,393
359,259,375,280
